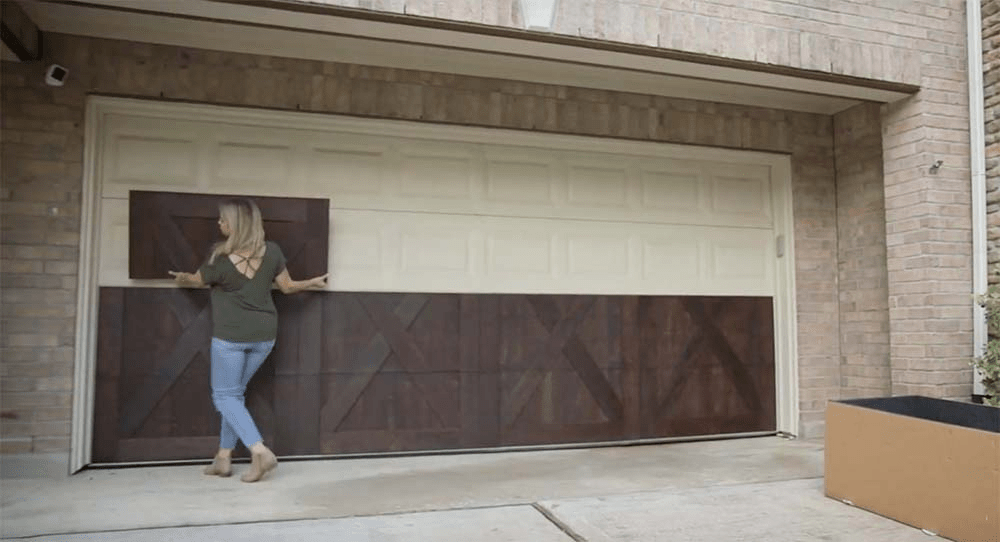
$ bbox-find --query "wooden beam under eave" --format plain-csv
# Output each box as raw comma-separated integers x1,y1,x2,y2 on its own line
1,1,41,61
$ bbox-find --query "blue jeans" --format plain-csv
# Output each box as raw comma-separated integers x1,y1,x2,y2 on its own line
210,337,275,450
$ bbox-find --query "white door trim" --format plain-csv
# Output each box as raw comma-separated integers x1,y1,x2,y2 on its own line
70,98,104,474
770,158,799,436
69,96,799,472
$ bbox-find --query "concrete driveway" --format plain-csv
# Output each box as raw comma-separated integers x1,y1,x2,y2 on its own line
0,437,935,541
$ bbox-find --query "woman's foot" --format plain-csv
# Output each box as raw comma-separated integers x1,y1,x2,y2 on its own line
241,445,277,483
203,454,232,477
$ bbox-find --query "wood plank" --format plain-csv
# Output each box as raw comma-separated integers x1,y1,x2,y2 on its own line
502,421,622,446
115,436,220,462
679,297,763,414
459,294,481,447
118,305,211,436
319,294,428,434
150,198,201,275
128,191,329,279
477,295,501,447
273,294,322,454
94,291,776,462
640,296,775,438
321,429,464,454
273,376,319,455
646,414,767,437
502,296,596,426
621,296,641,439
562,336,624,422
358,296,454,425
93,288,124,463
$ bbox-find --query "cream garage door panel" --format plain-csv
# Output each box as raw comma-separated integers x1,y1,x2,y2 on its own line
484,151,558,208
97,199,131,286
308,140,389,198
328,210,775,296
101,114,206,197
396,141,479,202
99,114,774,229
212,140,294,191
96,109,779,297
708,163,773,225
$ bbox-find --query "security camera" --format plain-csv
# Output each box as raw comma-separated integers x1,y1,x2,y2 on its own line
45,64,68,87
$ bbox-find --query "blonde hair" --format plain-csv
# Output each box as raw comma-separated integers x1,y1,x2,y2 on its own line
210,198,265,263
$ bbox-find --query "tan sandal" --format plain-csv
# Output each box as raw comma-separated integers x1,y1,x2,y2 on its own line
240,448,277,483
203,455,232,477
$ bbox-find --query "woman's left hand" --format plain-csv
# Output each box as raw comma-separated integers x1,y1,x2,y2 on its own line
169,270,203,287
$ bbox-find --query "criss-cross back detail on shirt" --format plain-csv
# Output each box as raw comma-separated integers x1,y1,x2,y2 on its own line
228,248,264,280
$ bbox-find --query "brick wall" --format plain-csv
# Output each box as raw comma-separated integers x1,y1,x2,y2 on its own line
882,5,973,397
298,0,933,86
986,0,1000,281
0,69,84,454
305,0,974,402
0,32,840,454
834,102,891,399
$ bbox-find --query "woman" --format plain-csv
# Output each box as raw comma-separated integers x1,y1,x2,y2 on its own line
170,198,327,482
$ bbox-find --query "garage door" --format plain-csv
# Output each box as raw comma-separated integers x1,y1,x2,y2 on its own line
87,98,793,463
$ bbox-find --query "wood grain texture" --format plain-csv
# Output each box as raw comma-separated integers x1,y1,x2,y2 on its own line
128,190,329,279
94,290,775,462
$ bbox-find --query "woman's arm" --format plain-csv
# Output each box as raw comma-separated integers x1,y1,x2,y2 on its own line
274,269,328,294
168,270,205,288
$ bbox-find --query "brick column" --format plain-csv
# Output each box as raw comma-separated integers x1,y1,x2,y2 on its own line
883,88,974,397
834,103,891,399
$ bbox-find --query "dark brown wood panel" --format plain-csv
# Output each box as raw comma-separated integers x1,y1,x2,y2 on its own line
93,287,284,462
318,293,464,454
93,289,775,463
128,190,328,280
638,296,776,437
495,295,628,446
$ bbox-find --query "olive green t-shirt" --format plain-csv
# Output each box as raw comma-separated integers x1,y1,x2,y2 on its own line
198,241,286,343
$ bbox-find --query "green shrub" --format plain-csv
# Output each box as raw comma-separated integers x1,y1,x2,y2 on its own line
973,286,1000,406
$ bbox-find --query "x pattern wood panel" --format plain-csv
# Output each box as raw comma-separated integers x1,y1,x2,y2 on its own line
498,296,627,445
94,289,774,462
128,191,329,280
640,296,775,437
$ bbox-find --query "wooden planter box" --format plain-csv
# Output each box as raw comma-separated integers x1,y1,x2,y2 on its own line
825,396,1000,542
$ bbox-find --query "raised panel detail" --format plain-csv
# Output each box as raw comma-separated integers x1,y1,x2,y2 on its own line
98,104,783,297
402,230,470,272
643,237,700,280
332,227,382,271
486,160,553,205
400,154,472,200
640,171,700,211
711,173,772,223
310,148,383,195
112,136,197,186
712,235,771,282
215,143,291,184
98,199,131,286
567,236,629,276
488,232,552,275
567,165,627,207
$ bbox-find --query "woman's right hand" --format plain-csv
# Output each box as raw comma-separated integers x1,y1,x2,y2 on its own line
308,273,329,289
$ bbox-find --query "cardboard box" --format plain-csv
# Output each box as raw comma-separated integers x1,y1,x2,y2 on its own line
825,396,1000,542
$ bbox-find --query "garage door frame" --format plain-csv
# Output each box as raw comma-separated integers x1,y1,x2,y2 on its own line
70,96,799,472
